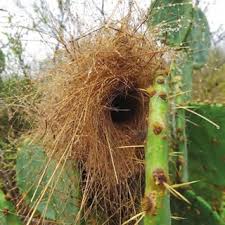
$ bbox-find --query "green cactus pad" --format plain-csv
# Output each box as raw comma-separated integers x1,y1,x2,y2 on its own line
186,8,211,69
171,190,223,225
16,140,81,224
186,104,225,219
148,0,193,46
170,53,193,98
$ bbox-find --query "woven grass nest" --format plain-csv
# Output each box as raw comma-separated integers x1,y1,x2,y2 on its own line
34,26,166,224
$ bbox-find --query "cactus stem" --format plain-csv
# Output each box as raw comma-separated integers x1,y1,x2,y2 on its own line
144,75,171,225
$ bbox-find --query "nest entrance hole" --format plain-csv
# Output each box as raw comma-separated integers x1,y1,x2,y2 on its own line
110,88,141,124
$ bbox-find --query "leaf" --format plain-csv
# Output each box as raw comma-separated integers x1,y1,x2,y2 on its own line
0,190,23,225
185,8,211,69
148,0,193,46
16,140,81,224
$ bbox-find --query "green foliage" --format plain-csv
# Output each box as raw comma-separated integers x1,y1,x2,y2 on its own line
0,76,35,142
0,49,5,74
6,35,23,59
16,140,81,224
193,61,225,104
148,0,193,46
0,190,23,225
0,76,32,99
1,28,30,76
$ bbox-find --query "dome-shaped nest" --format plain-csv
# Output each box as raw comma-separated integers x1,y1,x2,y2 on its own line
35,27,166,224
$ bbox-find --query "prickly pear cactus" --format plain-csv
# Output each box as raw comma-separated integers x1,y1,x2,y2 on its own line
170,104,225,225
171,190,223,225
187,104,225,212
148,0,193,46
16,140,81,224
145,0,219,225
186,7,211,69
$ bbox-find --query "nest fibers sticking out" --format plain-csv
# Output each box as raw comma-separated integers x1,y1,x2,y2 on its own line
36,27,166,224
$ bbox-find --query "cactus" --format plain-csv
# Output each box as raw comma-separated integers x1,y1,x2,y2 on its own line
144,75,171,225
148,0,193,46
145,0,213,224
169,55,193,183
171,190,223,225
16,140,81,224
187,104,225,215
170,103,225,225
185,7,211,69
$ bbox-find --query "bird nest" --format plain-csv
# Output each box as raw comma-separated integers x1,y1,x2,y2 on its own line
34,26,166,224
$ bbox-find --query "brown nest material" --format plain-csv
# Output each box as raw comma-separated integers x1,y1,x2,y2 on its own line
35,27,166,224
